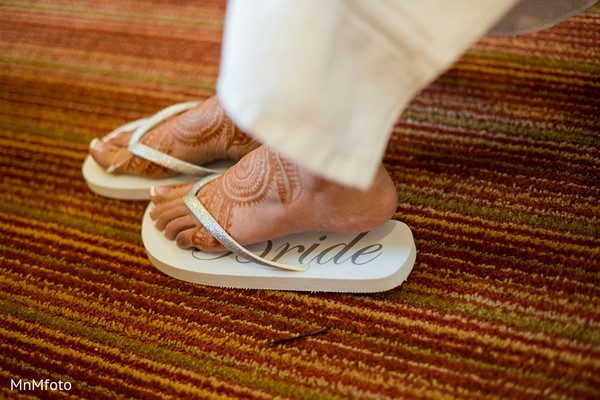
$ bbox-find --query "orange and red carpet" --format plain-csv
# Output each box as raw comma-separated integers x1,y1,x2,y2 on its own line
1,1,599,398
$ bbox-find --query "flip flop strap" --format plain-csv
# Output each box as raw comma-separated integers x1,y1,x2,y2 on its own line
128,101,225,176
183,174,308,272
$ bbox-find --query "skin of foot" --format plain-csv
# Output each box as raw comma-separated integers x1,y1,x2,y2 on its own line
149,145,398,252
89,96,260,178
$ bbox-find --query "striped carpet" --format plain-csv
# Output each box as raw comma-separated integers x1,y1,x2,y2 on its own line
1,1,599,399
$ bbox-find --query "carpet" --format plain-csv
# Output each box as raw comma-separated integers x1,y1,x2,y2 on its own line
1,1,599,399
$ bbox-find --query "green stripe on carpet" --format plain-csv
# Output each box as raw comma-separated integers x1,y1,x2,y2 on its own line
1,1,599,399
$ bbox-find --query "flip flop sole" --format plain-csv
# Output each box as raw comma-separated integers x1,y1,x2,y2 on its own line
82,155,202,200
141,204,417,292
82,102,233,200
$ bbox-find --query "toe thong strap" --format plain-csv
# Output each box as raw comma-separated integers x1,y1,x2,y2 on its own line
183,174,308,272
128,101,225,176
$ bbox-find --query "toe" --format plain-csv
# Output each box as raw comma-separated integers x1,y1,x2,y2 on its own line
150,183,195,204
104,129,133,147
176,226,225,251
153,204,193,233
89,138,131,172
162,215,197,241
89,135,173,178
149,181,227,251
150,196,189,221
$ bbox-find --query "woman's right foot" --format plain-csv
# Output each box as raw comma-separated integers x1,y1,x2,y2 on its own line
89,96,260,178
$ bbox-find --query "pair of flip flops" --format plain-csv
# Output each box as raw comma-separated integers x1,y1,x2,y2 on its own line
82,102,416,292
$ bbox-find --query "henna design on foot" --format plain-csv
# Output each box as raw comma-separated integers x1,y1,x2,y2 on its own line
189,147,302,249
94,96,259,177
168,96,256,156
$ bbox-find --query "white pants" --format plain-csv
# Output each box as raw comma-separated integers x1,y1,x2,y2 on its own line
217,0,596,189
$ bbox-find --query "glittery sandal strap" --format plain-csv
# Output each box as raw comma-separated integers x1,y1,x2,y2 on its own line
128,101,225,176
183,174,309,272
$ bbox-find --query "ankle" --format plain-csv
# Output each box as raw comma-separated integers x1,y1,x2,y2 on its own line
305,165,397,233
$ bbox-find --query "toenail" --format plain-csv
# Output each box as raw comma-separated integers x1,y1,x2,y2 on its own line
176,236,187,248
89,138,99,150
152,185,169,196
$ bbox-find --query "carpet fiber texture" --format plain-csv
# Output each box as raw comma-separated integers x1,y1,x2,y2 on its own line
1,1,599,399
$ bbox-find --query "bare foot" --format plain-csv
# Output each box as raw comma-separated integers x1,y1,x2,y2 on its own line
89,96,260,178
150,145,398,251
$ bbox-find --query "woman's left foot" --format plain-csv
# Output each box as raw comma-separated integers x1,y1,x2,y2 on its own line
149,145,398,251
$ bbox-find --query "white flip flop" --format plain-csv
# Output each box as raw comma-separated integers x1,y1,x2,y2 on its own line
141,175,417,292
82,101,234,200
